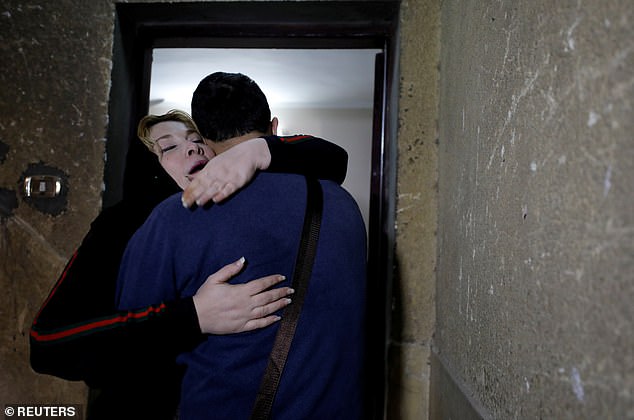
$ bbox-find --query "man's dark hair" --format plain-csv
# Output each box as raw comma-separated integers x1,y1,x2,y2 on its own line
191,72,272,142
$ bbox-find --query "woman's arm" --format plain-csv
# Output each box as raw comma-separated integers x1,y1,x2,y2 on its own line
30,133,335,383
29,201,291,385
265,135,348,184
181,135,348,207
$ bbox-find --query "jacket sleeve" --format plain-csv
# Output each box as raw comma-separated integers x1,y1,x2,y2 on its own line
264,135,348,185
29,201,204,387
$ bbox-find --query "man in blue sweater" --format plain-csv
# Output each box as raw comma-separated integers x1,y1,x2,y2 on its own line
116,72,367,419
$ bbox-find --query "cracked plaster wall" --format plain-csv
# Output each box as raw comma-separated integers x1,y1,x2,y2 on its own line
436,0,633,418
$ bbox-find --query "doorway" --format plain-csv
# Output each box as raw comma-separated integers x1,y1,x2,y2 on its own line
149,47,380,230
105,2,400,418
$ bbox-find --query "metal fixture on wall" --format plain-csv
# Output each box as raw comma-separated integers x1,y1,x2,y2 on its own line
20,163,68,216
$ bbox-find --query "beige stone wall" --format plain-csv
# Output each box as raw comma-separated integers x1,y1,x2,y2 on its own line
436,0,634,418
388,0,440,418
0,0,114,405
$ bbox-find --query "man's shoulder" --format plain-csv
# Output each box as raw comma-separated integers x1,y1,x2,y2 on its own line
241,172,307,197
252,171,304,183
253,172,342,190
143,192,186,221
158,191,184,208
250,173,354,204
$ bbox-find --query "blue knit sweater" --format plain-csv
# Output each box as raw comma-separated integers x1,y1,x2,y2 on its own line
116,172,367,419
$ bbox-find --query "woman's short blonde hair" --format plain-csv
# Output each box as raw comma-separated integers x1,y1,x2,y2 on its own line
137,109,201,152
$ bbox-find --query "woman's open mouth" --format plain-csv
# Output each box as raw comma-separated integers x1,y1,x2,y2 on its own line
188,160,208,176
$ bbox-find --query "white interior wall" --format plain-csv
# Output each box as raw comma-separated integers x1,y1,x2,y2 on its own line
273,107,373,232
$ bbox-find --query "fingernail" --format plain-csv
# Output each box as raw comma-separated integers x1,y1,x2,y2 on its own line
181,198,189,208
287,288,295,295
285,298,292,305
278,275,286,281
237,257,246,266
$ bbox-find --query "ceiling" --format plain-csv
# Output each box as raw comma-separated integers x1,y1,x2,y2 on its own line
149,48,381,114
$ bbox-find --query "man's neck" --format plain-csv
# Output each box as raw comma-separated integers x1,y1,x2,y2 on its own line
211,130,266,154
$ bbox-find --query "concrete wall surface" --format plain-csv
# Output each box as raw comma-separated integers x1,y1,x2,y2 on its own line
389,0,440,418
436,0,633,418
1,0,114,405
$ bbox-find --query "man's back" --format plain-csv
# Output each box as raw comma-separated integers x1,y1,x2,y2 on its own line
116,172,367,419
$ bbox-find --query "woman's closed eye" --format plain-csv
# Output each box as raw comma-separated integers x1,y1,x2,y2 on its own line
160,139,199,154
160,144,177,153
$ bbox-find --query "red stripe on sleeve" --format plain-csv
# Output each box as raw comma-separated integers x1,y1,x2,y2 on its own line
30,303,168,342
279,135,312,144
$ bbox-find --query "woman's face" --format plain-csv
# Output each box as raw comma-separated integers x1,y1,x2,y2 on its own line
149,120,214,190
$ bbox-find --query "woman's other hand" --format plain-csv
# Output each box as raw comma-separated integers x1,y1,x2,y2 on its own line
192,257,292,334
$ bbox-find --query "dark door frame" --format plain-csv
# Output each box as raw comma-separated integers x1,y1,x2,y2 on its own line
105,2,400,418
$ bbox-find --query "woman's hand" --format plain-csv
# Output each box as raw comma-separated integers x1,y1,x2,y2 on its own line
181,137,271,208
192,257,292,334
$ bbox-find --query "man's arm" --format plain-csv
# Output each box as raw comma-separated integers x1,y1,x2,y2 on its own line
181,135,348,207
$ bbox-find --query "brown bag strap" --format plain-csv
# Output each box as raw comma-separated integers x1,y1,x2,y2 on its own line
250,177,323,420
